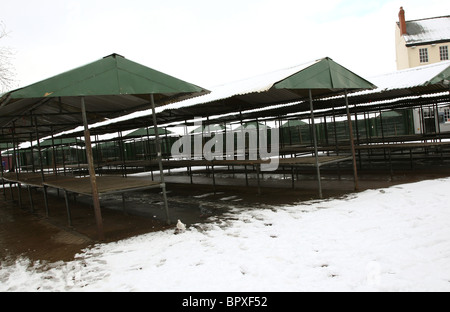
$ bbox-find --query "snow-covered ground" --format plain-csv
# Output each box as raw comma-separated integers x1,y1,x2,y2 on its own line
1,178,450,292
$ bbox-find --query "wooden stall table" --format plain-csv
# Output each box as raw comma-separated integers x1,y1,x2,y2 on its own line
43,176,163,227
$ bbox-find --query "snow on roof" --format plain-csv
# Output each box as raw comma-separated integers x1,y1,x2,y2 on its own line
57,59,322,135
60,60,449,137
402,16,450,46
350,60,450,96
161,58,321,110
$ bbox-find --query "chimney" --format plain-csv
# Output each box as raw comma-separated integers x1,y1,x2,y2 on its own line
399,7,407,35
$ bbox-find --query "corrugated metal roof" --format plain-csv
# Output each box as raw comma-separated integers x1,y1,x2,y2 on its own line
60,57,375,136
38,59,450,139
160,57,375,112
166,61,450,124
402,16,450,46
347,60,450,100
165,58,322,109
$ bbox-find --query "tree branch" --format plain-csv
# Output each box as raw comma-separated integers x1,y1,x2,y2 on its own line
0,21,16,92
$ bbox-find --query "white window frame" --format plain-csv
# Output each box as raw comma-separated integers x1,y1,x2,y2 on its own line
419,48,429,63
440,46,449,61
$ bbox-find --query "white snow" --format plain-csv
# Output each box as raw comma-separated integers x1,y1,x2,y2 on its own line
404,16,450,46
175,219,186,233
355,60,450,93
1,178,450,292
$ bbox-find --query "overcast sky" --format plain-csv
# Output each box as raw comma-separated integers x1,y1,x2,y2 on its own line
1,0,449,90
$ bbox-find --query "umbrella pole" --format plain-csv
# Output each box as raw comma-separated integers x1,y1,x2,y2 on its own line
309,89,323,199
81,97,105,241
150,94,171,225
345,90,359,191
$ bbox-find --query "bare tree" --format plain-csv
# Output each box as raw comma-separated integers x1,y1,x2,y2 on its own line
0,21,15,92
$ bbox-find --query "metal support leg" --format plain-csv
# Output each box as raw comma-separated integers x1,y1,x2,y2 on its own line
244,165,249,187
18,183,23,209
257,165,261,195
212,165,216,195
309,90,323,199
150,94,170,225
64,190,73,227
28,186,34,213
389,149,394,181
345,90,359,191
43,186,49,217
291,166,295,189
81,97,104,240
2,179,5,198
122,193,127,215
9,183,14,201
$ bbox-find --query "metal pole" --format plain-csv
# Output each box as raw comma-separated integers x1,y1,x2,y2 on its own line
379,109,386,161
212,164,216,195
145,127,154,181
4,138,12,200
309,89,322,199
33,116,46,182
122,193,127,215
150,94,171,225
257,164,261,195
434,100,441,142
64,190,73,227
81,97,104,241
353,104,362,169
239,110,249,187
164,126,170,161
0,130,5,198
12,122,22,208
51,127,57,175
28,186,34,213
29,133,35,173
323,116,329,155
345,90,359,191
33,115,49,216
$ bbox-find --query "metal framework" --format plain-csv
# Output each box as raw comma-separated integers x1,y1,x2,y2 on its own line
2,56,450,241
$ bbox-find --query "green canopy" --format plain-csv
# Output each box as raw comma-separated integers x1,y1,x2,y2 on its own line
0,53,209,143
380,111,402,118
41,57,377,137
281,120,307,127
0,53,197,238
273,57,376,91
39,137,82,147
234,122,271,130
126,127,172,137
9,53,207,99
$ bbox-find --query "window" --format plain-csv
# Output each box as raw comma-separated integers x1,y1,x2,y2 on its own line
423,107,434,118
440,46,449,61
419,48,429,63
444,108,450,123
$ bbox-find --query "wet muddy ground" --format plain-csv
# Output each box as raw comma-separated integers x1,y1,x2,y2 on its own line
1,165,450,264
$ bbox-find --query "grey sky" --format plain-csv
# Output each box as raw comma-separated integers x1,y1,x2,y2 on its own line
1,0,448,90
